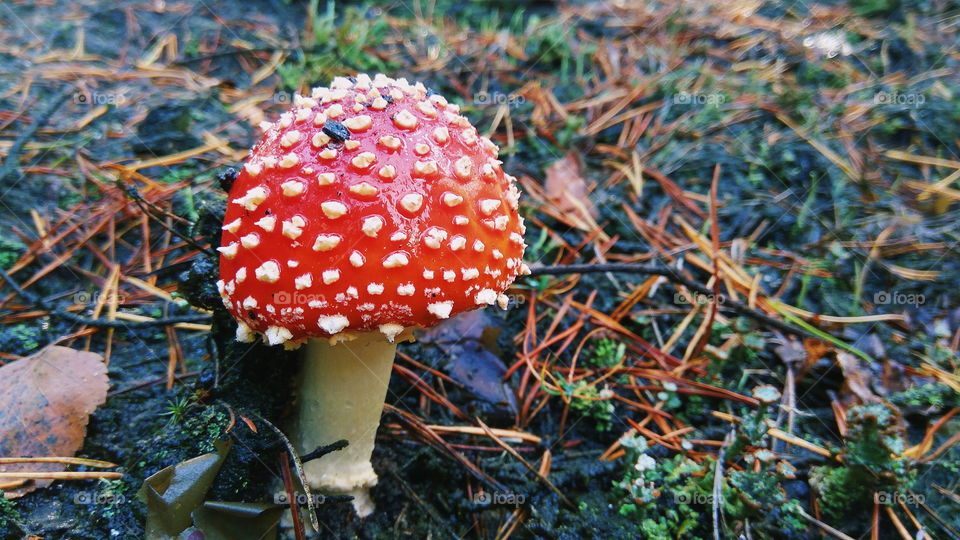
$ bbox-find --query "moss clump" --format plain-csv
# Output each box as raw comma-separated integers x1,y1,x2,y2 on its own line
558,380,616,432
0,495,22,534
811,403,910,518
891,382,960,409
614,434,808,538
3,323,43,356
0,237,24,270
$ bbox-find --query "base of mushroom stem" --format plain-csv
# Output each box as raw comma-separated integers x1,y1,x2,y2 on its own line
278,482,377,533
292,331,398,518
304,467,378,517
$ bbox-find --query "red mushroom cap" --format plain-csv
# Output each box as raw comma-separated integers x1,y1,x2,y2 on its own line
217,74,528,346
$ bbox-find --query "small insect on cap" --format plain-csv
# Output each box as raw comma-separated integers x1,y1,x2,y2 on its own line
217,74,528,347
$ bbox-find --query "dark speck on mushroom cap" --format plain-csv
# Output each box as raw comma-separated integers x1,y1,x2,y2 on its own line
216,73,528,346
322,120,350,143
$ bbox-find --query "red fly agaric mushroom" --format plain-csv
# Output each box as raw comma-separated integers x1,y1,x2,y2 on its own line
216,73,528,516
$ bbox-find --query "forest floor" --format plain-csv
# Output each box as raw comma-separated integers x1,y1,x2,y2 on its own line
1,0,959,538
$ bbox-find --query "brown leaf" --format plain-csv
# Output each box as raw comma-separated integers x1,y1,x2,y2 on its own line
836,351,881,406
544,152,598,225
798,338,832,378
0,346,109,498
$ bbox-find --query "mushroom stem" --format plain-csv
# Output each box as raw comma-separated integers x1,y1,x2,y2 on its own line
293,331,397,517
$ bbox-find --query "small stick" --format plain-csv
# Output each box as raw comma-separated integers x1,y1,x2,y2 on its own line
710,411,836,459
248,410,321,533
279,452,305,540
0,471,122,480
0,86,74,184
527,263,818,339
476,418,575,509
0,266,210,329
713,430,735,540
884,506,913,540
798,509,856,540
0,480,27,490
0,457,117,468
426,425,542,444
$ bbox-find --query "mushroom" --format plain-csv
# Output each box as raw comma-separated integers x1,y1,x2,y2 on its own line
216,74,528,516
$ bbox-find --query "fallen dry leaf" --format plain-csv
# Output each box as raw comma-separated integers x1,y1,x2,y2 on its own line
799,337,832,378
836,351,881,405
544,152,599,226
0,346,109,498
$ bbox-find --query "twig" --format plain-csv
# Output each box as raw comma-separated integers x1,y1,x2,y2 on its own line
385,404,506,493
299,440,348,463
713,430,734,540
0,86,74,184
527,263,818,339
798,509,856,540
0,471,122,480
279,451,305,540
0,266,211,328
386,468,461,540
710,411,837,459
476,418,575,510
120,182,216,256
108,371,200,396
248,410,322,534
0,457,116,468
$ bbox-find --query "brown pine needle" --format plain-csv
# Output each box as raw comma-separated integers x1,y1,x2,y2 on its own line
426,425,542,444
476,418,575,509
0,471,122,480
710,411,836,459
0,457,117,468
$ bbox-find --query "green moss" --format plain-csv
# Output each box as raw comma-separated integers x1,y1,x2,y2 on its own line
811,403,911,519
0,238,24,270
891,382,960,409
0,495,21,533
278,1,396,90
589,338,625,368
565,380,615,432
4,323,42,355
181,407,230,454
